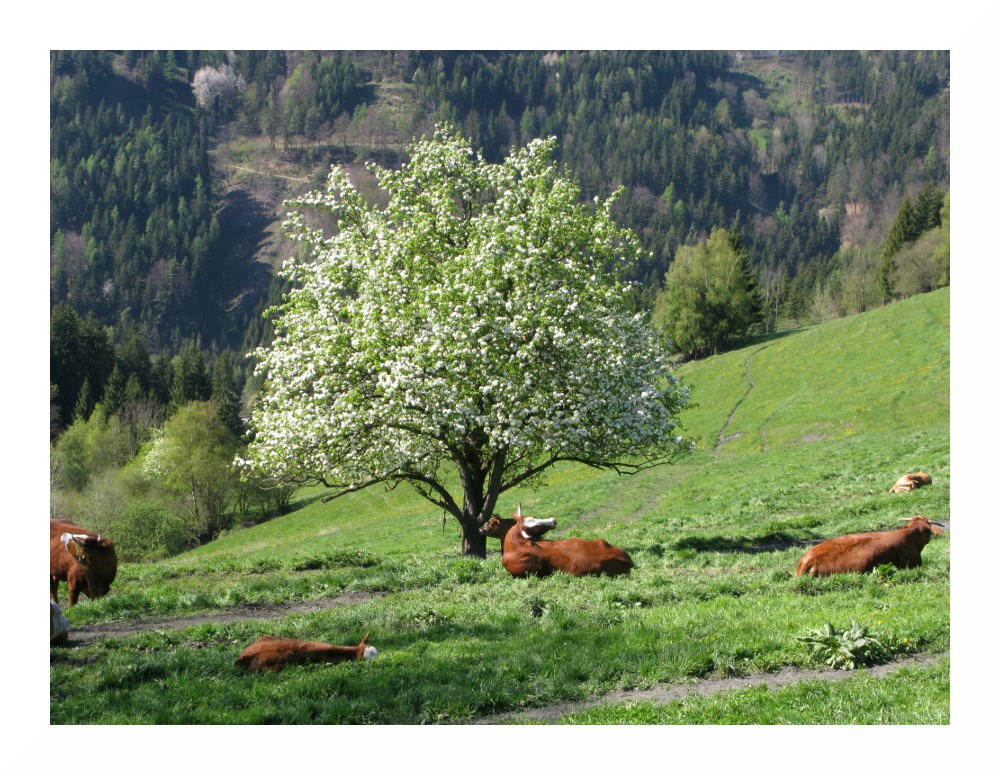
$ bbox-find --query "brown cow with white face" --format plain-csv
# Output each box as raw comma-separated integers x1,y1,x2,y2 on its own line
50,519,118,606
889,472,932,493
236,634,379,672
479,505,633,578
795,516,944,576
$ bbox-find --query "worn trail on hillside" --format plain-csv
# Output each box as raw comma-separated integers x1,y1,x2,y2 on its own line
715,345,771,451
469,652,945,724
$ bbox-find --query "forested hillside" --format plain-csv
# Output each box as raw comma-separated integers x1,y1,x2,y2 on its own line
50,50,949,440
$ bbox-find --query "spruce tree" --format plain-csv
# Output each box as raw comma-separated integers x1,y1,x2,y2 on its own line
171,343,212,409
102,364,126,415
212,350,244,439
73,377,94,422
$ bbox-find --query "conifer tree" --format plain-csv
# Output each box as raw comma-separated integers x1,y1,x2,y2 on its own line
212,350,244,439
171,343,212,409
102,364,126,415
73,378,94,422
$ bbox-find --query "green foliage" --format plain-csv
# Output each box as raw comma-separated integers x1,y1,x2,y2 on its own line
72,378,95,422
797,621,890,670
51,405,131,492
50,51,949,359
50,54,221,348
102,501,190,562
50,304,115,431
658,228,761,358
170,343,212,409
932,191,950,287
883,183,945,274
144,401,240,543
871,563,897,583
211,350,243,439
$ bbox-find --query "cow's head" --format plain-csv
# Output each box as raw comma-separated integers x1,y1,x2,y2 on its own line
478,506,558,539
61,532,118,596
512,505,557,539
479,516,507,537
359,633,379,660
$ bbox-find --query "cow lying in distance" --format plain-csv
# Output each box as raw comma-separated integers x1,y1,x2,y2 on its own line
795,516,944,577
236,634,379,672
50,600,71,645
50,519,118,607
889,472,932,493
479,506,633,578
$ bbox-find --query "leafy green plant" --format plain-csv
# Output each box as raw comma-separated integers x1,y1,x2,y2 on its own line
797,621,890,670
871,563,896,583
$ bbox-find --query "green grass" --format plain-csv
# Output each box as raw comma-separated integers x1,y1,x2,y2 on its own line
50,290,950,724
679,289,949,454
556,658,950,724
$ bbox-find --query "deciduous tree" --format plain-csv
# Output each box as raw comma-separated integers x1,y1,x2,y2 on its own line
145,401,239,544
658,228,760,359
240,126,690,557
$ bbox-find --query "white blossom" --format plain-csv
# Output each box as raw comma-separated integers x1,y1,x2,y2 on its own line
240,125,691,550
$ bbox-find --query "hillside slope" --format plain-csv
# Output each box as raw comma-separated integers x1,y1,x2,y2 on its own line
53,287,950,725
163,288,950,565
677,287,949,455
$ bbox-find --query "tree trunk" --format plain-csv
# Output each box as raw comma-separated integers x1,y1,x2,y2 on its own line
456,453,490,558
460,523,487,558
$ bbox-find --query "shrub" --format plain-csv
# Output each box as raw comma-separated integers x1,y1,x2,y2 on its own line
108,502,190,562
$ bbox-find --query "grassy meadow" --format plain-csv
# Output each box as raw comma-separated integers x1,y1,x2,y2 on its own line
49,289,950,724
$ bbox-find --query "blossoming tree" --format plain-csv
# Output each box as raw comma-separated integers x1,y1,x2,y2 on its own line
240,126,690,557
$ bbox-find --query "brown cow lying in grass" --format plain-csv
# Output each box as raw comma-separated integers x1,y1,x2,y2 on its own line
479,506,633,578
795,515,944,576
889,471,932,493
236,634,379,672
50,519,118,607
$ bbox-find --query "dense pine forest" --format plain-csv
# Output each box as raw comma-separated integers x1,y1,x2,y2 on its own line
49,50,949,553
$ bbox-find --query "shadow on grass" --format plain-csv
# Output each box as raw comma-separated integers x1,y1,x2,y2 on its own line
673,532,822,554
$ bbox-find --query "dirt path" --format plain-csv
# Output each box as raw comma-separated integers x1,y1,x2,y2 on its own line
229,164,311,183
715,345,771,451
66,590,385,644
470,652,944,724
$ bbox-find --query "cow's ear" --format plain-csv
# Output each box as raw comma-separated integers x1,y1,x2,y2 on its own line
61,533,87,561
931,526,943,536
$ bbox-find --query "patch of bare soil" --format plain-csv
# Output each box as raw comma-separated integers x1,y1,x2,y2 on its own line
66,590,385,645
470,653,944,724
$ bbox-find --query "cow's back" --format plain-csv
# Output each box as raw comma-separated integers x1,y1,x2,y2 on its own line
796,526,932,576
505,534,633,577
553,537,633,576
236,636,365,671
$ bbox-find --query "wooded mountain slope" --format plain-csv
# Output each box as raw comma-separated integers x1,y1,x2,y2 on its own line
50,51,949,353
